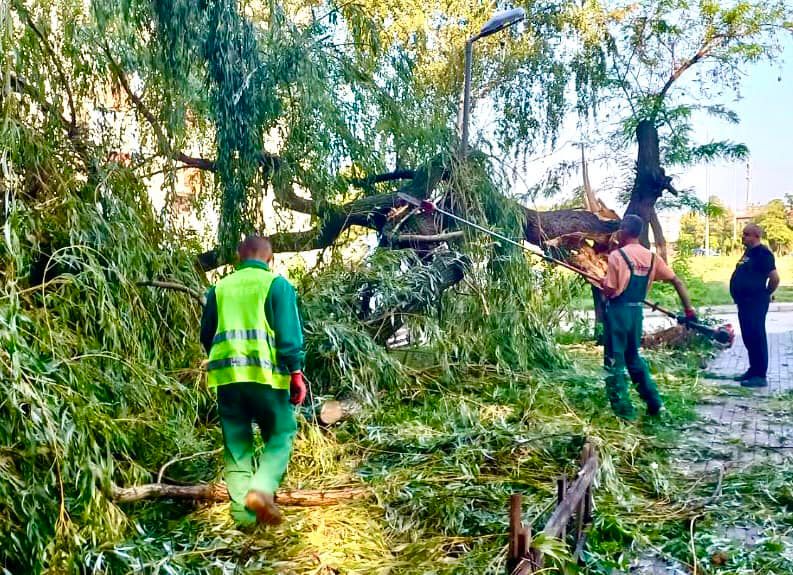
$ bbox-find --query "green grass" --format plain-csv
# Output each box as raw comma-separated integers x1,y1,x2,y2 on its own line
574,254,793,310
689,254,793,285
93,341,714,575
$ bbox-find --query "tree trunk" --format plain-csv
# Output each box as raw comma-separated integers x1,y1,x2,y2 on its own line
648,210,668,261
624,120,676,250
523,208,619,246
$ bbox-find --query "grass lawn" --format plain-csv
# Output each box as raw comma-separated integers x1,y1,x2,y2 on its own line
574,254,793,310
668,254,793,306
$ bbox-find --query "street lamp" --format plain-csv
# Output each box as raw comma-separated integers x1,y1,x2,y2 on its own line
459,7,526,159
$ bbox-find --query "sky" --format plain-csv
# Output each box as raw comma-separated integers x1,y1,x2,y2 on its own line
682,52,793,213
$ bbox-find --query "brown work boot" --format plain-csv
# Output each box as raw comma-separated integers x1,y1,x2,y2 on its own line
244,490,282,526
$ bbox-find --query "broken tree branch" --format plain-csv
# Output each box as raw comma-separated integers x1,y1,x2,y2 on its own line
195,157,450,271
137,280,207,307
393,231,464,245
22,8,77,129
523,208,620,246
110,482,370,506
348,169,416,189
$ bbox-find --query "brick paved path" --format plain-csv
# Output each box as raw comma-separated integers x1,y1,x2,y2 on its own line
679,329,793,472
631,315,793,572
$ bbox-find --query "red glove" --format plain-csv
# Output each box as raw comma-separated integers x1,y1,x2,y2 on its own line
290,371,306,406
420,199,436,214
684,308,697,321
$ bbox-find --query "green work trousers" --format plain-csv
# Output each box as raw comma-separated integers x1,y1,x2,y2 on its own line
217,382,297,526
605,304,662,419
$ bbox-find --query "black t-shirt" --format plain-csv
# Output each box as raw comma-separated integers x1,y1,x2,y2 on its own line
730,244,776,302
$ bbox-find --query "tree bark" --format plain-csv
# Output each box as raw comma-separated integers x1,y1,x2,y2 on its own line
624,120,676,249
110,483,369,505
523,208,620,246
648,210,668,261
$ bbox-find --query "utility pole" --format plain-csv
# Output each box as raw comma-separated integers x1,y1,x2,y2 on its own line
745,160,751,210
704,161,710,255
732,166,738,247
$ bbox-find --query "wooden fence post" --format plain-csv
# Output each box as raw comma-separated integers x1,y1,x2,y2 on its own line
557,474,568,539
510,440,598,574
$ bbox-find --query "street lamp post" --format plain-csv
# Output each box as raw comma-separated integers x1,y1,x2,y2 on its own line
459,7,526,159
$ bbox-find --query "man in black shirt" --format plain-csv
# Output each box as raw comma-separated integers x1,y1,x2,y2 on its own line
729,224,780,387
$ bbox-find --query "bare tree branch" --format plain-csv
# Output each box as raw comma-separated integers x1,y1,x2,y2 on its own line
7,74,92,164
137,280,207,307
394,231,464,244
21,8,77,129
655,35,725,111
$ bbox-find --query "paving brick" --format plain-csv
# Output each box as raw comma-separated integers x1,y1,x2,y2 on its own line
677,318,793,475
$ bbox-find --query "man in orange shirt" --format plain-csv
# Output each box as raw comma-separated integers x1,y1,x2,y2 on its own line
601,215,696,420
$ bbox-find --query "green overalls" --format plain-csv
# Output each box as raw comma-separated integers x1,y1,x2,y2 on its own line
605,249,663,419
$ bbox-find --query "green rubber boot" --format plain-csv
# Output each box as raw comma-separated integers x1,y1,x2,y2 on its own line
605,372,636,420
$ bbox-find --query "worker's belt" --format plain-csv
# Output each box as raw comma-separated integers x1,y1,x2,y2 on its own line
206,356,290,374
213,329,276,347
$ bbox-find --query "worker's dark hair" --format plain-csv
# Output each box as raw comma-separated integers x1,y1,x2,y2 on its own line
237,235,272,259
620,214,644,239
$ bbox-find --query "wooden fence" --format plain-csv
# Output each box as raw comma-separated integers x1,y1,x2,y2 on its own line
507,442,598,574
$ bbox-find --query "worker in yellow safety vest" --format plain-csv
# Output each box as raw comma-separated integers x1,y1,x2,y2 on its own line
200,235,306,526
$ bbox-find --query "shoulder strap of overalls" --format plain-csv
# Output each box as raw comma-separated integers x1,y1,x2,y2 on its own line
618,248,634,273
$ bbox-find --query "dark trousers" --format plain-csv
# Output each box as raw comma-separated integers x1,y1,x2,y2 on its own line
737,297,770,378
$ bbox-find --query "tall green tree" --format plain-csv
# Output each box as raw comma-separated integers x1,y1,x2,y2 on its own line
563,0,792,257
757,199,793,254
705,196,738,253
678,211,705,250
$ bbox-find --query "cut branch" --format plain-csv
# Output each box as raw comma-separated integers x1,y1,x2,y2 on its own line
312,399,362,426
110,482,370,506
349,169,416,189
137,280,206,307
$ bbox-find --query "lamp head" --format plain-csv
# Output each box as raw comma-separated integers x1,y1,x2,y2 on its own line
475,8,526,40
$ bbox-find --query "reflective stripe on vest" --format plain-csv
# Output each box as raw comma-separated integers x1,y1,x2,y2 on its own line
212,329,277,349
207,266,291,390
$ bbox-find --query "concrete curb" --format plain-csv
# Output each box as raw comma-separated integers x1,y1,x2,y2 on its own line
643,302,793,318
